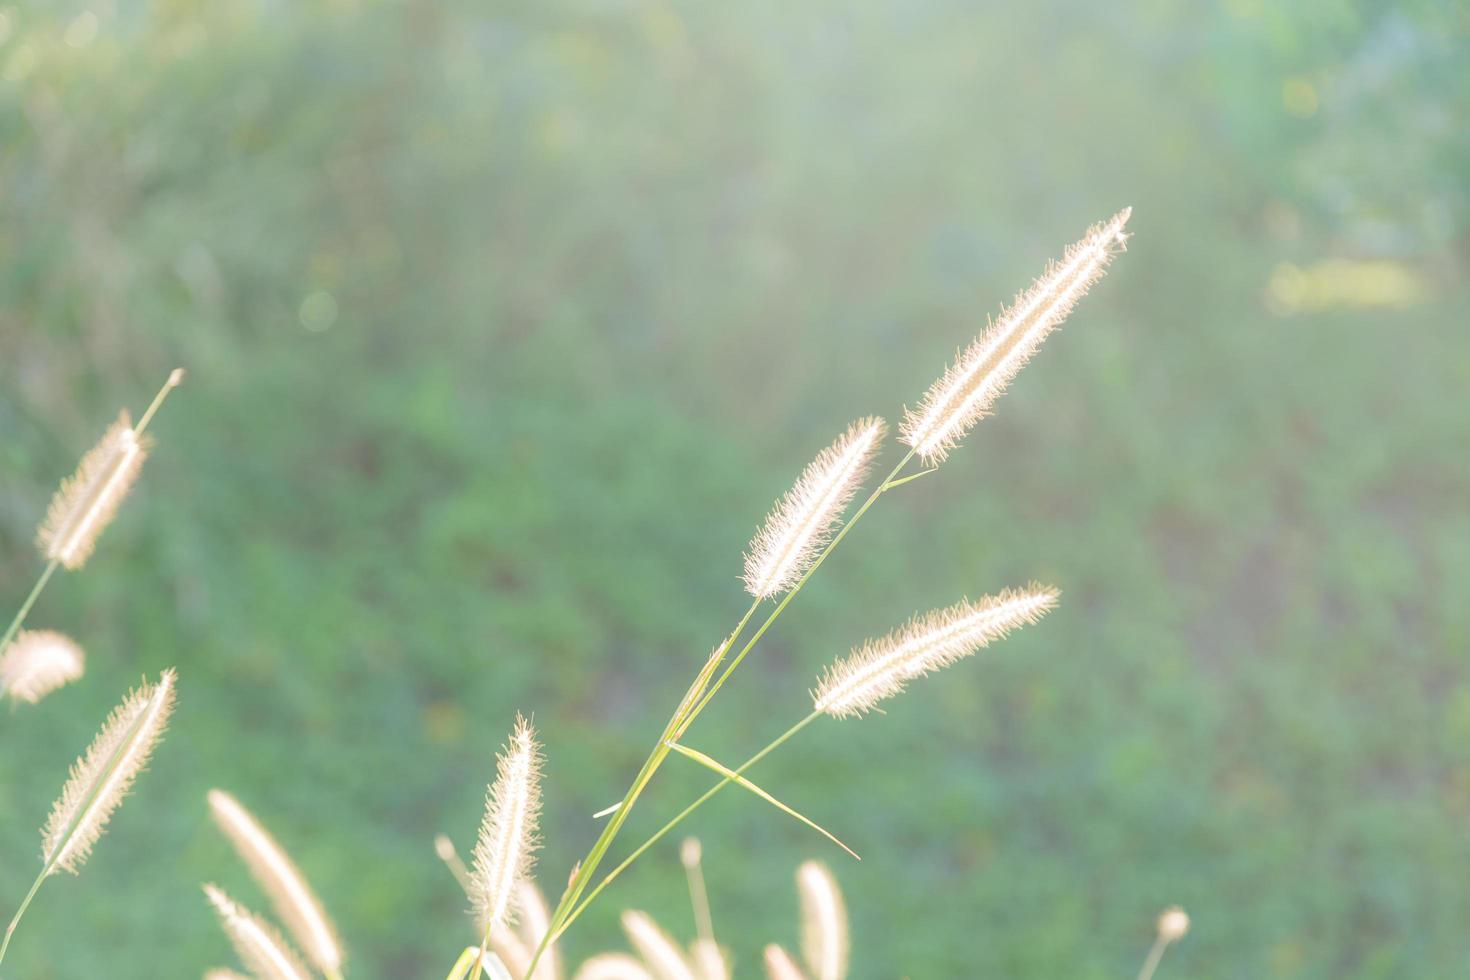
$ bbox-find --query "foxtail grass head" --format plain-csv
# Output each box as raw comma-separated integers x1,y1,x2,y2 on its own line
573,954,655,980
470,715,544,938
743,418,886,598
203,884,311,980
900,209,1130,463
1,630,84,704
42,669,176,874
206,789,343,974
620,911,695,980
690,938,729,980
36,411,150,570
813,585,1058,718
762,945,806,980
796,861,848,980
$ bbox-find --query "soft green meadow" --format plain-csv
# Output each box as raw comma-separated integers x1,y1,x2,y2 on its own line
1,1,1466,977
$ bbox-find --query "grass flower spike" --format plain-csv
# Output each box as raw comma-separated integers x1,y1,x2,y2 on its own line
900,209,1130,462
204,884,311,980
796,862,848,980
620,911,695,980
35,410,149,570
762,945,807,980
574,954,655,980
470,715,544,939
0,670,177,966
207,789,344,975
0,630,84,704
814,586,1058,718
42,669,177,872
743,418,886,598
690,939,728,980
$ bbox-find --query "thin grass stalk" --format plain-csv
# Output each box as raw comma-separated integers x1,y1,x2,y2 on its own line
0,561,59,667
679,839,714,948
525,597,761,978
550,712,822,945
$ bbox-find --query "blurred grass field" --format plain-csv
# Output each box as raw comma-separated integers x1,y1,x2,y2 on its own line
2,1,1468,977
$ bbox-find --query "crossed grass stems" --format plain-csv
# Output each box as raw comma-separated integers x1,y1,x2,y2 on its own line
502,449,929,979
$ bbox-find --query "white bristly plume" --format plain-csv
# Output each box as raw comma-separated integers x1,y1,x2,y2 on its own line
0,630,84,704
813,586,1059,718
470,715,544,938
901,209,1131,462
203,884,310,980
743,418,887,598
796,862,848,980
512,879,559,980
207,789,344,974
36,411,150,570
204,969,251,980
41,669,177,874
762,945,808,980
621,911,696,980
690,938,729,980
573,954,655,980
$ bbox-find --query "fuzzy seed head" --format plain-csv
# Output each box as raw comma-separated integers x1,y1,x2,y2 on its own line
470,715,544,938
680,837,702,870
901,209,1131,463
796,861,848,980
42,669,176,874
762,945,807,980
204,970,251,980
690,938,729,980
1,630,84,704
1158,906,1190,942
621,911,696,980
510,879,559,980
813,586,1059,718
37,411,150,569
203,884,311,980
574,954,655,980
743,418,887,598
207,789,343,973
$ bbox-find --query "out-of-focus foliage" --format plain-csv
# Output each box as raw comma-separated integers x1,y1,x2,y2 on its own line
1,1,1467,977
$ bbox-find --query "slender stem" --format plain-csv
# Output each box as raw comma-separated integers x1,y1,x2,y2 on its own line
0,559,59,660
683,844,714,946
446,946,481,980
134,368,184,437
551,711,823,944
520,598,761,980
1135,935,1168,980
0,866,50,967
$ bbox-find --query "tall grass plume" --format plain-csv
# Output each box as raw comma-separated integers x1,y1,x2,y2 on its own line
743,418,886,598
207,789,344,975
0,630,84,704
813,586,1058,718
204,883,311,980
900,210,1130,462
471,716,544,940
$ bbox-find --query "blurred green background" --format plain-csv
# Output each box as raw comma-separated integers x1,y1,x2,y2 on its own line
2,1,1467,977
